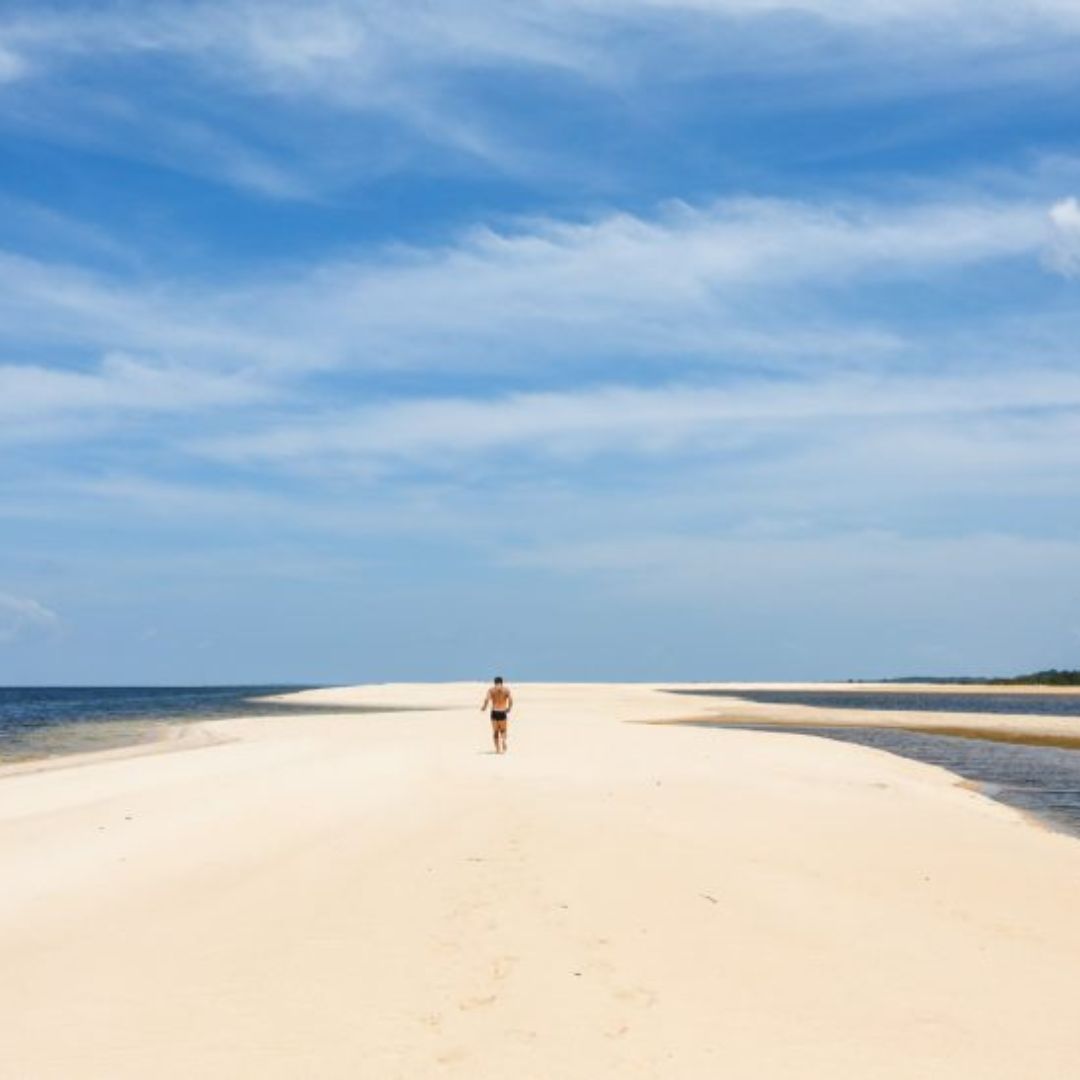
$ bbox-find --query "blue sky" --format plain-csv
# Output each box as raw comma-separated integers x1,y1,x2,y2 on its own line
2,1,1080,684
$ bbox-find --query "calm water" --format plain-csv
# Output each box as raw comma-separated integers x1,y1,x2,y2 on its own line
0,685,366,763
676,687,1080,717
683,690,1080,838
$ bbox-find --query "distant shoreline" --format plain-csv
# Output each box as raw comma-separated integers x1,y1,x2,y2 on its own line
668,681,1080,695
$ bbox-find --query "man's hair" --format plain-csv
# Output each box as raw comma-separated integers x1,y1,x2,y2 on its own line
494,676,504,685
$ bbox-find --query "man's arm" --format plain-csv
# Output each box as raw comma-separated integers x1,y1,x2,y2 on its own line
506,690,513,712
481,689,491,711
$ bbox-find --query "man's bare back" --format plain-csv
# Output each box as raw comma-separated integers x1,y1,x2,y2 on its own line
481,677,513,754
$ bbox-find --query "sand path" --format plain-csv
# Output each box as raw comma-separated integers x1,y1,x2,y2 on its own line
2,682,1080,1078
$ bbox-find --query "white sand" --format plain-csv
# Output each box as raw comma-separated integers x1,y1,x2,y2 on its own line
2,682,1080,1079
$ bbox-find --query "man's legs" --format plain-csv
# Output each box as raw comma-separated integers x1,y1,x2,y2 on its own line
492,720,501,753
498,719,508,753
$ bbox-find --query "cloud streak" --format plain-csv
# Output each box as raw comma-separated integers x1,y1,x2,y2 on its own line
6,1,1080,88
3,1,1080,194
0,591,61,644
0,354,269,418
1047,197,1080,276
0,191,1062,388
193,368,1080,477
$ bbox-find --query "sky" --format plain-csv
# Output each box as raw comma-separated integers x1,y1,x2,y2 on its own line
2,1,1080,684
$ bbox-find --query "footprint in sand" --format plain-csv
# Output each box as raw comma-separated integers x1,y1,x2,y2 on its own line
491,955,518,981
458,993,498,1011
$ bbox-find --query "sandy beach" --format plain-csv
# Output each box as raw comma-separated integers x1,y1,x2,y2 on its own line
3,682,1080,1078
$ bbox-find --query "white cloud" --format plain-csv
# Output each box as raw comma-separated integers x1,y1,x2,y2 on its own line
0,192,1051,386
0,591,61,644
0,249,298,371
337,195,1038,346
0,187,1070,460
0,354,268,414
0,3,600,91
2,2,1079,193
0,2,605,183
242,195,1068,373
71,474,305,523
602,0,1080,32
0,42,26,82
0,354,272,443
194,368,1080,472
1046,196,1080,276
7,2,1080,88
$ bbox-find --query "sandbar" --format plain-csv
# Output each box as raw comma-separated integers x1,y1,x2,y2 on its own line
2,682,1079,1078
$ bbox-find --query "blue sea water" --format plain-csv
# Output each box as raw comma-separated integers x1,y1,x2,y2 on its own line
676,687,1080,717
680,689,1080,838
0,685,356,763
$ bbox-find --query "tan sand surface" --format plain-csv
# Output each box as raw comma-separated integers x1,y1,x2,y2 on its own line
2,682,1080,1079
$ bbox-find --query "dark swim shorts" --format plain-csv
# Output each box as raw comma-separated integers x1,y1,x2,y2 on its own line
491,710,508,722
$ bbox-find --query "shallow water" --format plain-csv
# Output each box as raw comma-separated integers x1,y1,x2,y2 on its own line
0,685,380,763
703,722,1080,839
676,688,1080,717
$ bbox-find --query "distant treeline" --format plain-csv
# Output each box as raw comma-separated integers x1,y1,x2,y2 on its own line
873,676,986,685
988,669,1080,686
869,670,1080,686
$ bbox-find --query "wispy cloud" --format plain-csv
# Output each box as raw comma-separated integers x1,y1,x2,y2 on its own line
609,0,1080,33
0,41,25,82
4,5,1080,681
1047,197,1080,276
0,354,269,417
0,1,606,187
3,2,1080,195
0,249,294,370
191,368,1080,474
0,590,61,644
0,354,273,449
0,190,1063,389
6,2,1080,87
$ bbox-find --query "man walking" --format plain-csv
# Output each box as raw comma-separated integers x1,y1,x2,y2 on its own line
481,676,513,754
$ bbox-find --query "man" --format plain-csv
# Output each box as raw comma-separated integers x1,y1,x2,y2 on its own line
481,676,513,754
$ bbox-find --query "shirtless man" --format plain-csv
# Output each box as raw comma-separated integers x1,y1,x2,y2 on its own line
481,676,513,754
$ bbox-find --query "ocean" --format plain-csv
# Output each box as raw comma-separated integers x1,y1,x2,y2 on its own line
0,685,362,764
681,689,1080,838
